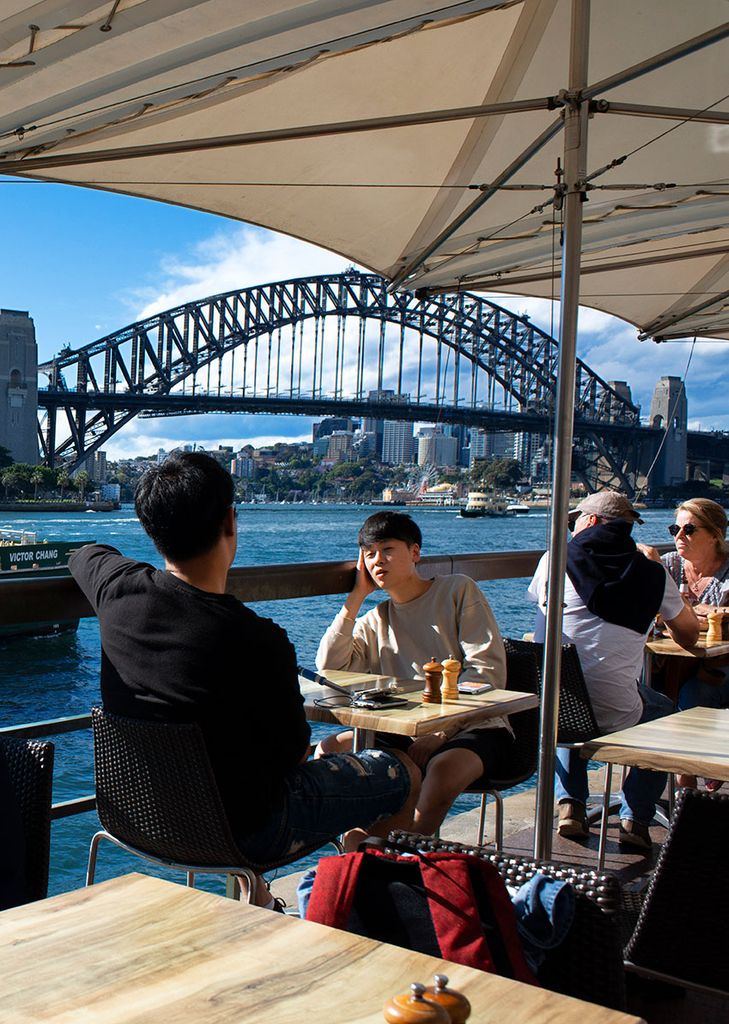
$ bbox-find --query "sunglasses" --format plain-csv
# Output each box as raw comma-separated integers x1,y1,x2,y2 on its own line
668,523,699,537
567,512,588,534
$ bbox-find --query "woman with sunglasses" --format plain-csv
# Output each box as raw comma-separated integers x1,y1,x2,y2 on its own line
661,498,729,789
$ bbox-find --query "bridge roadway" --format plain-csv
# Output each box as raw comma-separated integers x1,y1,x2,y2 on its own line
36,390,657,441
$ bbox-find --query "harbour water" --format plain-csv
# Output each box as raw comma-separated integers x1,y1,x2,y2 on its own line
2,503,679,895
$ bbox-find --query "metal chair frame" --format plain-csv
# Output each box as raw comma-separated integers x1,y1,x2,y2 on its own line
88,707,341,902
466,638,541,848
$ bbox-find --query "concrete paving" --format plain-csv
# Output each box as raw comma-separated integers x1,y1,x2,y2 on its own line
270,763,624,910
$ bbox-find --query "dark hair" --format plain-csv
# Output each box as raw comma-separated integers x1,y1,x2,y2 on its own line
357,511,422,548
134,452,234,562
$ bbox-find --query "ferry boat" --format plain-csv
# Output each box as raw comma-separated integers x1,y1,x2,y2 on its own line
0,529,90,639
460,492,512,518
505,501,530,515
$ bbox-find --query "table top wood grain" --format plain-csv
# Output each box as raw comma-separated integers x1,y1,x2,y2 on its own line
0,874,644,1024
303,679,538,737
645,635,729,659
582,707,729,782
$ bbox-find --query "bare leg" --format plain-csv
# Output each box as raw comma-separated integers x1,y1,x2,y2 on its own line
413,748,484,836
343,749,421,851
677,773,697,789
314,730,354,758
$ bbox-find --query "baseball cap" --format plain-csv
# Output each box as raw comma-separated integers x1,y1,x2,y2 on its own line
569,491,644,524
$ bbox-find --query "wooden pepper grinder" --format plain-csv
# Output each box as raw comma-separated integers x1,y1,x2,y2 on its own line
423,975,471,1023
707,610,723,644
383,983,450,1023
441,656,461,702
422,658,443,704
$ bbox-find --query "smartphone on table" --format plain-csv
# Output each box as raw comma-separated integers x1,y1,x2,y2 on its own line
298,666,410,708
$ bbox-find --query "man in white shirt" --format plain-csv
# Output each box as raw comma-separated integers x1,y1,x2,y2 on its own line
317,511,510,834
527,491,699,849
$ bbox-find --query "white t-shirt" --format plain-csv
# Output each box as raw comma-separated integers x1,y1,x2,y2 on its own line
527,553,684,732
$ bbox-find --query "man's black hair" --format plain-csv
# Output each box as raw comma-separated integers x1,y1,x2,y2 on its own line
357,511,422,548
134,452,234,562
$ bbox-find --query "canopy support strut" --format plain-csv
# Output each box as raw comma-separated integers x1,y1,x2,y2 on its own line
534,0,591,863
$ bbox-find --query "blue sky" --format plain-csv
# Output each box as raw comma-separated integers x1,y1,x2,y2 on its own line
2,176,725,459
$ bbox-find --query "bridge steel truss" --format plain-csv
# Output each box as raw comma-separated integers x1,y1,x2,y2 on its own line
37,271,650,489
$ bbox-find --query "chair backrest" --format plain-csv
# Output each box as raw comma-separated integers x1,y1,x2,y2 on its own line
515,639,599,744
487,638,541,785
554,643,600,744
0,737,54,903
91,706,244,868
624,788,729,992
386,829,626,1011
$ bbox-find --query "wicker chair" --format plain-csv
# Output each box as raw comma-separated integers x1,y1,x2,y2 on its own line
465,638,541,847
623,787,729,995
387,829,626,1011
0,736,55,904
88,706,340,900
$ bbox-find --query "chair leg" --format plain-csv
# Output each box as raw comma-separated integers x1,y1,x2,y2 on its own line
86,831,104,885
186,871,195,888
476,794,487,845
229,870,258,903
597,763,614,871
492,792,504,851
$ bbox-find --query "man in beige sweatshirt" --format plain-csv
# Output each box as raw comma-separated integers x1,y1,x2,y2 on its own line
316,511,511,834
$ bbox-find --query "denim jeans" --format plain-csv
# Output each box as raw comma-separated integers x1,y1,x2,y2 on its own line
555,684,675,825
235,748,411,864
678,667,729,711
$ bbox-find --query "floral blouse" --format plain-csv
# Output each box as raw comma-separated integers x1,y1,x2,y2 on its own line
662,550,729,606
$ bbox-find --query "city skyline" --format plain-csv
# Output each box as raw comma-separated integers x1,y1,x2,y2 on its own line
2,178,725,460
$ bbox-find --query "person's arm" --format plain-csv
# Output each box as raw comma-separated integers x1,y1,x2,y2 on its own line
456,583,507,689
664,602,700,649
315,551,378,671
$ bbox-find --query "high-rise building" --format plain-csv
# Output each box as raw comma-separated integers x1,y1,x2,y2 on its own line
417,427,458,467
88,450,107,483
313,417,355,441
381,420,414,465
0,309,38,464
327,430,354,462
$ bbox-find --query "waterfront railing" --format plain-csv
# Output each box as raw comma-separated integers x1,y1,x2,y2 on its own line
2,549,546,824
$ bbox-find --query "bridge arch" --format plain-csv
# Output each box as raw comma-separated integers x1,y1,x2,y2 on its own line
37,271,641,486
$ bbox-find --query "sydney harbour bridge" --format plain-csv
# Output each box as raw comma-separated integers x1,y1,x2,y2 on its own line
35,271,726,493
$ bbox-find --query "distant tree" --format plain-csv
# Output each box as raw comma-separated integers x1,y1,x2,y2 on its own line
1,466,18,499
31,466,45,499
477,458,522,491
56,468,70,498
74,470,90,498
0,446,13,470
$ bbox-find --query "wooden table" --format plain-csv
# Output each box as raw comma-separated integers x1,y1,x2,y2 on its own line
643,634,729,696
0,873,644,1024
303,671,538,750
582,707,729,868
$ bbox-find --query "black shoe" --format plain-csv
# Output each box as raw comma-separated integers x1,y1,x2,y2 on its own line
618,819,652,851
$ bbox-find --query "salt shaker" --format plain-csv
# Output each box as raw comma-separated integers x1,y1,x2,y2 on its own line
441,656,461,702
383,983,450,1023
422,658,443,704
423,975,471,1023
707,610,723,645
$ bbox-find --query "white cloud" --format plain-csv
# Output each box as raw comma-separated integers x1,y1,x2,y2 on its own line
131,226,350,321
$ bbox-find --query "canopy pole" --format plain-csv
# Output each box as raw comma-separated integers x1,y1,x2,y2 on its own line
534,0,591,862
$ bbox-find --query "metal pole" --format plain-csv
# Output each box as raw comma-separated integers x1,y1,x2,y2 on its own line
534,0,591,861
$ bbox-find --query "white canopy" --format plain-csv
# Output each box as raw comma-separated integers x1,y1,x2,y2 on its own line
4,0,727,860
2,0,728,340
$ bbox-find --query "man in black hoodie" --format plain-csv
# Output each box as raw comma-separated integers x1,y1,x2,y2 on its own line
528,491,698,849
